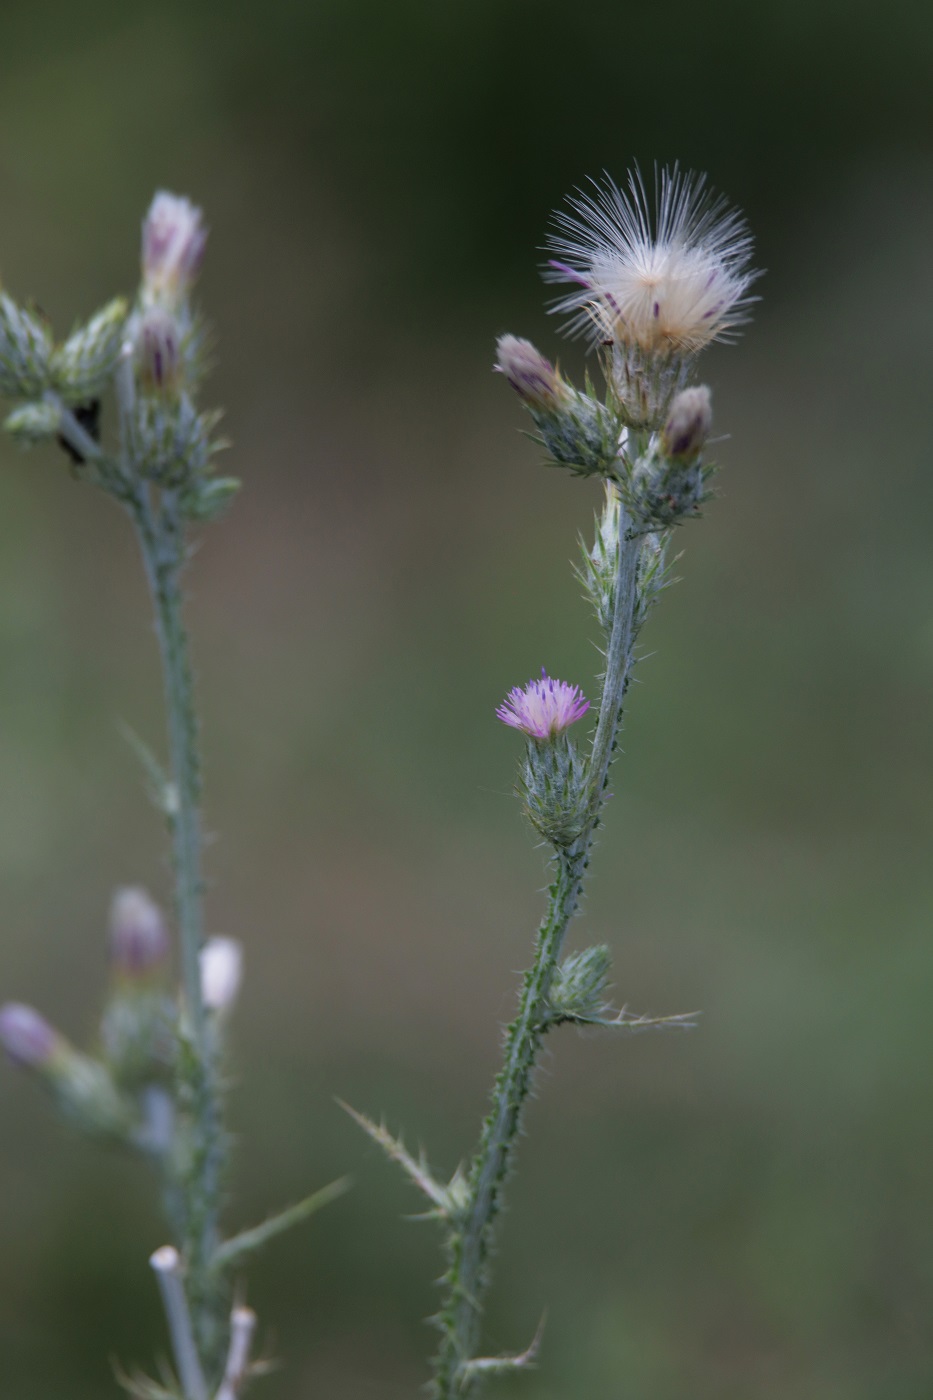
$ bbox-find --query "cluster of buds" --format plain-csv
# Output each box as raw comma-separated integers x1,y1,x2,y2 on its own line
0,188,236,526
0,887,243,1153
0,289,128,455
497,671,592,846
496,167,754,531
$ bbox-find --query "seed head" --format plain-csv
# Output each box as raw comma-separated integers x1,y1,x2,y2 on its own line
142,191,207,301
497,670,590,741
544,167,756,357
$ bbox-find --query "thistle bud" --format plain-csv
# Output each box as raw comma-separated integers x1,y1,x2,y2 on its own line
0,1001,134,1138
4,399,61,447
0,1002,60,1068
142,191,207,302
546,946,612,1024
0,293,52,398
661,385,712,461
495,335,568,413
200,937,243,1012
51,297,128,401
110,886,170,979
136,306,181,392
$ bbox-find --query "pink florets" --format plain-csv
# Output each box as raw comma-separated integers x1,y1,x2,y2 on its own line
496,670,590,740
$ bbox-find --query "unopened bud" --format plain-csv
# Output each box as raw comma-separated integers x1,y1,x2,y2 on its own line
110,886,170,979
142,191,207,301
200,937,242,1012
0,1002,134,1137
662,385,712,461
0,1002,60,1068
4,400,61,446
547,946,612,1024
136,307,181,392
495,335,568,412
51,297,128,401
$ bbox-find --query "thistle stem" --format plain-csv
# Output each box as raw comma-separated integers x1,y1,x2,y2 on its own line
132,487,227,1376
432,507,644,1397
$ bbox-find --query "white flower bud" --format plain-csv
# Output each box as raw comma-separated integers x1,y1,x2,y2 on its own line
110,886,170,979
142,191,207,302
200,937,242,1012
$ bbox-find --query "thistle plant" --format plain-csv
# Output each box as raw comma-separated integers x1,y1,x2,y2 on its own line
349,165,758,1397
0,193,343,1398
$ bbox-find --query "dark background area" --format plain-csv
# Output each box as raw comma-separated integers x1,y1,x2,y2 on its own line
1,1,933,1397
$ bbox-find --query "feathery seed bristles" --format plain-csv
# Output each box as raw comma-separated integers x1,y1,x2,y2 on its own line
544,167,757,357
496,670,590,740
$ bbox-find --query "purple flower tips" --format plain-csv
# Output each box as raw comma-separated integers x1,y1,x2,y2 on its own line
496,670,590,740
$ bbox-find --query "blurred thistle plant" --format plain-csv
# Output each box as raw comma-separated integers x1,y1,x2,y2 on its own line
0,192,345,1398
349,164,758,1397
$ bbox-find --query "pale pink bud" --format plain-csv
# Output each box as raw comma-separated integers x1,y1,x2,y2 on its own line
142,191,207,300
136,306,181,392
495,334,568,412
200,937,242,1012
0,1002,60,1068
110,886,170,978
662,385,713,460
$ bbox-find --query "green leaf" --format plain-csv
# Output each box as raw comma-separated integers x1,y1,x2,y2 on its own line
213,1177,350,1271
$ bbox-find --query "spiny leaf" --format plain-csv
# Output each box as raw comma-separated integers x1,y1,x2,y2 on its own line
118,722,175,816
113,1359,183,1400
214,1178,349,1270
339,1100,451,1214
458,1313,546,1385
568,1006,700,1032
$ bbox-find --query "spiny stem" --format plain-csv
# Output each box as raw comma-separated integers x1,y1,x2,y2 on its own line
434,841,589,1396
432,504,644,1398
587,507,642,814
132,486,227,1376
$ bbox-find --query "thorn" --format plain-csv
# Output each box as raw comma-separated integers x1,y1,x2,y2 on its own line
338,1099,450,1213
459,1311,547,1383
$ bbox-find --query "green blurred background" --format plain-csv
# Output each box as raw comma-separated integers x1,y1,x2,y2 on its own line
1,1,933,1396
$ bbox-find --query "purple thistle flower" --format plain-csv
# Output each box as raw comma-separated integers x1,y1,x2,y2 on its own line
496,669,590,740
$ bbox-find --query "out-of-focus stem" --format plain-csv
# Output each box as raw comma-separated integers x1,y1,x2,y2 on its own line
149,1246,209,1400
132,488,227,1376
